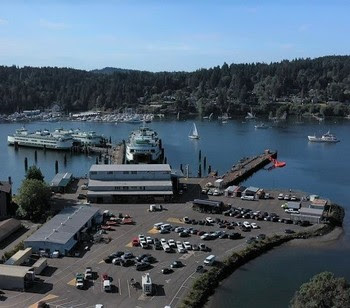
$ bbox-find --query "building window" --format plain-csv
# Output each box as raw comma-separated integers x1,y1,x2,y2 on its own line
107,171,113,174
123,171,129,174
90,171,97,175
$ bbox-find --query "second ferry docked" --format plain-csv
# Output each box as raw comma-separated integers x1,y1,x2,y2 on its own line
125,125,164,163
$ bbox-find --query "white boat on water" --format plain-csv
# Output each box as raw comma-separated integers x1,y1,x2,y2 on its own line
308,130,340,143
7,127,73,150
189,123,200,139
254,123,268,129
126,125,163,163
245,108,256,120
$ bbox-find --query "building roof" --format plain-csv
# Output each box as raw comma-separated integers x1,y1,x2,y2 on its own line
299,207,324,216
88,179,173,187
25,206,100,245
0,264,33,278
50,173,73,188
311,199,328,207
87,190,173,196
286,201,301,209
244,186,260,193
90,164,171,173
0,218,21,241
0,181,12,194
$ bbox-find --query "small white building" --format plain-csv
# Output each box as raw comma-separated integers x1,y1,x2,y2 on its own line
241,186,261,200
142,273,153,295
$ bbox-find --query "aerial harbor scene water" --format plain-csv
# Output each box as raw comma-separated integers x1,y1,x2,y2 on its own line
0,1,350,308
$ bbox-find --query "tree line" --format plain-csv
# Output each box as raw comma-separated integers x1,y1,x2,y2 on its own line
0,55,350,116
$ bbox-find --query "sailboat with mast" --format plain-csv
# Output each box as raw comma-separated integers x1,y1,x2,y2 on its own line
188,123,200,139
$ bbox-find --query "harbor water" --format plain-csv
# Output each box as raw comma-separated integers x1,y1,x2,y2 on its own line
0,118,349,306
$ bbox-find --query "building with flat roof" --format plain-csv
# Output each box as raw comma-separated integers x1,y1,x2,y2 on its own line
291,207,324,223
0,264,34,290
24,206,101,255
87,164,173,203
50,172,73,193
5,247,32,265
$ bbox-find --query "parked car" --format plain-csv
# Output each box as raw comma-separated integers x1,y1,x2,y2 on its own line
171,261,183,268
168,239,176,248
196,265,207,273
199,243,209,251
229,232,242,239
179,232,189,237
162,268,173,274
183,217,190,223
132,238,140,247
136,262,151,271
278,193,284,200
122,252,134,259
183,242,192,250
136,254,151,262
146,237,153,244
251,222,259,229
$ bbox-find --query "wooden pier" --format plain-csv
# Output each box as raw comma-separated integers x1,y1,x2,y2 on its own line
199,150,277,188
83,142,125,164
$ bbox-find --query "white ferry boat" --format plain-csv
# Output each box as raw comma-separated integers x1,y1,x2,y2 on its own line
126,125,163,163
8,128,73,150
308,130,340,143
53,128,104,146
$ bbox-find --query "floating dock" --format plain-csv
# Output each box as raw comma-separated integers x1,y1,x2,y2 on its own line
200,150,277,188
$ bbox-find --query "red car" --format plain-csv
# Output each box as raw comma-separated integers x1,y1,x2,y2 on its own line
102,273,109,281
132,238,140,247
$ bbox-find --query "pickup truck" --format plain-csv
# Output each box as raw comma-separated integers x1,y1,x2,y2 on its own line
76,273,85,289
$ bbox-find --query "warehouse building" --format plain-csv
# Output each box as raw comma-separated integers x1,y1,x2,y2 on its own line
0,264,35,291
5,247,32,265
291,207,324,224
0,218,21,243
87,164,174,203
24,206,101,256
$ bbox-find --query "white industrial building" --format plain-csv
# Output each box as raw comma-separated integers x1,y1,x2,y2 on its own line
87,164,174,203
24,206,102,255
0,264,35,290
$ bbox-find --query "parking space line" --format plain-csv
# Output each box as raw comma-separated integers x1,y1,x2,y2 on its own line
118,278,122,295
127,279,131,298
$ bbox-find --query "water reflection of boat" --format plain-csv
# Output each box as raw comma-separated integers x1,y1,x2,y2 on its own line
308,131,340,143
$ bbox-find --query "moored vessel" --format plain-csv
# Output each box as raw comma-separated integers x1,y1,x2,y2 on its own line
308,130,340,143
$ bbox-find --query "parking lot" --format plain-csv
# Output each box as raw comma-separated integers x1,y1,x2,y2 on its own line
1,190,318,308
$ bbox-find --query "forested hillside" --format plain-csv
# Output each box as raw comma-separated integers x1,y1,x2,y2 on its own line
0,56,349,116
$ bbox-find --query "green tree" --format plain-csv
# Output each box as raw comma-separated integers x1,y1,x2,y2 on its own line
25,165,44,182
290,272,350,308
16,179,51,222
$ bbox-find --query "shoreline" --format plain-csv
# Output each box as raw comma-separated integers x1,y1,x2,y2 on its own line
179,222,338,308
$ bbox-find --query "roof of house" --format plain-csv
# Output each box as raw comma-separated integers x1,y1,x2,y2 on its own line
50,173,73,188
0,264,33,278
0,181,12,194
90,164,171,172
311,199,328,206
24,206,100,245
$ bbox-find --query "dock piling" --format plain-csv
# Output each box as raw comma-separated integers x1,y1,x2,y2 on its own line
24,157,28,171
34,150,37,163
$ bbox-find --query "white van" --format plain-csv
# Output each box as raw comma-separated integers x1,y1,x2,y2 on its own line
204,255,216,266
153,222,164,230
103,279,111,292
160,223,172,230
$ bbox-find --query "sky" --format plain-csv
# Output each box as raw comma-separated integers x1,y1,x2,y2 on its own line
0,0,349,72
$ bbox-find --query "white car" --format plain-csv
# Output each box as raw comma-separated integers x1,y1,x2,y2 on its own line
162,244,171,252
291,195,298,201
160,238,167,246
206,217,215,224
183,242,192,250
177,244,185,253
168,239,176,248
213,189,221,196
140,241,149,249
251,222,259,229
285,209,300,214
146,236,153,244
278,193,284,200
138,234,145,241
243,221,251,228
